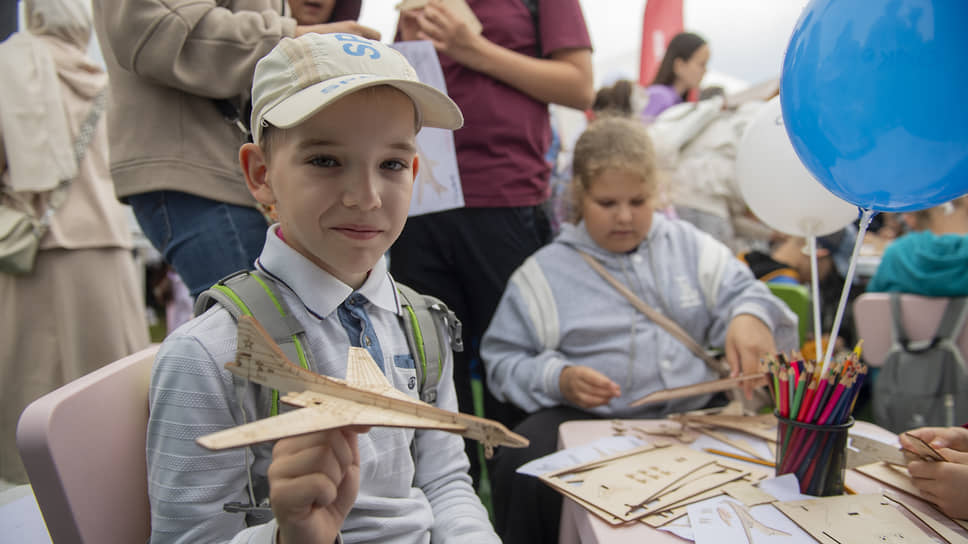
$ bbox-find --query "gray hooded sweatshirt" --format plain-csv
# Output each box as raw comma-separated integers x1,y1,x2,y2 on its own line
481,214,798,417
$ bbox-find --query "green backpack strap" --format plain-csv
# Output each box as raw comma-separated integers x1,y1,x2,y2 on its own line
396,283,463,404
194,270,313,415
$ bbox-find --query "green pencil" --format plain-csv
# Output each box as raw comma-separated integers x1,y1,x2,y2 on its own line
789,368,808,422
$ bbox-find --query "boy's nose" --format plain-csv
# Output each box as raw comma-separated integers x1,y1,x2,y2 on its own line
342,173,382,210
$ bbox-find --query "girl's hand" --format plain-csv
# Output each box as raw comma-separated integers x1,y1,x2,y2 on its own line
560,366,621,409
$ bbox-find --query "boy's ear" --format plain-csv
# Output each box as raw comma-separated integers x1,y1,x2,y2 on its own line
239,143,275,205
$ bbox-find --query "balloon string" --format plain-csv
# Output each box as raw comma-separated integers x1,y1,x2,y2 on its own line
808,236,822,361
820,208,875,375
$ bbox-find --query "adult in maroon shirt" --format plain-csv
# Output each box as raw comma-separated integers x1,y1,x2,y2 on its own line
391,0,593,506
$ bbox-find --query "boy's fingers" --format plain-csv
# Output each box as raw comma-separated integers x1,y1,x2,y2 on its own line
270,443,348,485
271,472,340,513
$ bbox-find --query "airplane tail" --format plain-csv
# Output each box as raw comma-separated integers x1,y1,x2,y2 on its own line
230,316,325,390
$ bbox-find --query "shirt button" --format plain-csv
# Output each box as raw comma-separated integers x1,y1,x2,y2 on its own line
632,254,644,263
364,336,372,346
661,359,673,370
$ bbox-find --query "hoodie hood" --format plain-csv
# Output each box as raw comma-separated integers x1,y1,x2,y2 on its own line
555,213,668,263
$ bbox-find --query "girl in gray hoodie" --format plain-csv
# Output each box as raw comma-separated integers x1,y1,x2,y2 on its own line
482,116,798,544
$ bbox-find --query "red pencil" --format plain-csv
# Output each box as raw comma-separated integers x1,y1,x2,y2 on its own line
779,368,790,418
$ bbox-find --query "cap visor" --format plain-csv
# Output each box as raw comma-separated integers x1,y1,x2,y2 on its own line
262,76,463,132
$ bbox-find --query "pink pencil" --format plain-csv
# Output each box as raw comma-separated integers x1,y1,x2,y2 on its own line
817,382,846,425
804,374,831,423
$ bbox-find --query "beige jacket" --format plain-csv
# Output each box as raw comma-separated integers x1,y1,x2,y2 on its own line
0,34,132,251
91,0,296,206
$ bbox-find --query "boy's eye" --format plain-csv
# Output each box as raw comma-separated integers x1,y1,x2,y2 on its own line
630,198,646,207
381,159,408,171
309,156,339,168
596,200,615,208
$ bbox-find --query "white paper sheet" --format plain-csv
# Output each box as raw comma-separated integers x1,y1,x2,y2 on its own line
688,493,815,544
389,41,465,217
515,435,644,477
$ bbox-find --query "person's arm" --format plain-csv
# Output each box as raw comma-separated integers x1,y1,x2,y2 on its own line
690,230,798,376
398,2,593,110
412,317,499,542
481,259,578,412
96,0,377,99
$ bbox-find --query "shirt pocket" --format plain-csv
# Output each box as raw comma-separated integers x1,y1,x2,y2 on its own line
392,354,420,397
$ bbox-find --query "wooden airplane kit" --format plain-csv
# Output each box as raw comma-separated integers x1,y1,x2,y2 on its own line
196,316,527,458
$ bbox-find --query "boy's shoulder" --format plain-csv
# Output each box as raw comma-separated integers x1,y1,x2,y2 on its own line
162,303,238,347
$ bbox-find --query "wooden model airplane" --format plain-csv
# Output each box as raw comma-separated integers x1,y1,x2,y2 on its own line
197,316,528,458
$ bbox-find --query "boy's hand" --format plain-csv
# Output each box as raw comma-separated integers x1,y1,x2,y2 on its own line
402,1,481,66
560,365,621,409
269,426,369,544
724,314,775,399
903,426,968,453
907,448,968,520
295,21,381,40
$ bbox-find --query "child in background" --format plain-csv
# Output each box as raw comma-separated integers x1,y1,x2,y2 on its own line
481,116,797,543
901,426,968,520
146,33,497,544
641,31,709,123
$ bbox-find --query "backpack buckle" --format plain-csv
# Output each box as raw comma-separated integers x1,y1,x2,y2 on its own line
431,303,463,352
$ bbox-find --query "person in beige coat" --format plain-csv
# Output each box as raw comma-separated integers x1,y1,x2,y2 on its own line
0,0,151,485
90,0,378,299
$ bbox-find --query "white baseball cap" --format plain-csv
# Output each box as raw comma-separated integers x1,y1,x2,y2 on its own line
250,32,463,145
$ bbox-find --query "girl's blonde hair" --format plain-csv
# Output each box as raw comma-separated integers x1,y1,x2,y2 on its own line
568,117,657,223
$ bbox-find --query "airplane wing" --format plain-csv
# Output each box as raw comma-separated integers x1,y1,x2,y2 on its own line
197,394,466,450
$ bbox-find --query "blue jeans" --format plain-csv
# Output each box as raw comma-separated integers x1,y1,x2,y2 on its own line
128,191,267,299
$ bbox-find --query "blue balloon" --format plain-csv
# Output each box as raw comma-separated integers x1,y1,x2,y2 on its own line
780,0,968,212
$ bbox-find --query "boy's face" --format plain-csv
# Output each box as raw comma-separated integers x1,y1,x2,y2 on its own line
581,168,655,253
245,87,418,288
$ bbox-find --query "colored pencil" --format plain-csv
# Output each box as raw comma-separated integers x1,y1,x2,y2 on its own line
703,448,775,468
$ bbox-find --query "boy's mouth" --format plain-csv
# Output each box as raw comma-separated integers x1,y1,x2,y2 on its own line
333,225,382,240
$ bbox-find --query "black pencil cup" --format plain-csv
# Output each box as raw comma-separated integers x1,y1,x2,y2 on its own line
774,414,854,496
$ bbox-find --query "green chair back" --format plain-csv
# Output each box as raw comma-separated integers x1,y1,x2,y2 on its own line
766,282,811,347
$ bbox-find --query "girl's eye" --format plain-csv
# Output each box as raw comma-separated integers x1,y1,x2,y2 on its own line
381,159,407,171
630,198,646,207
596,200,615,208
309,156,339,168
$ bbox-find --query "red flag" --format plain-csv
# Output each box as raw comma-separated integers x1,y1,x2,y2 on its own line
638,0,684,87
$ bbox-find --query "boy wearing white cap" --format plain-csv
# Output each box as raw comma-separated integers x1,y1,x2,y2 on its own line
146,33,496,544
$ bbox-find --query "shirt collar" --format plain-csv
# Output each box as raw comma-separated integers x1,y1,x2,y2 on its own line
256,224,402,319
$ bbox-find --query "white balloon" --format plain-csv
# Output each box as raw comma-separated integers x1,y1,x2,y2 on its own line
736,96,857,237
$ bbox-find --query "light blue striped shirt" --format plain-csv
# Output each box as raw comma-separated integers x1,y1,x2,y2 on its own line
147,226,497,543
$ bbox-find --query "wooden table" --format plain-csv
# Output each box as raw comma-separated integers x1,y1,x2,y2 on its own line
555,418,966,544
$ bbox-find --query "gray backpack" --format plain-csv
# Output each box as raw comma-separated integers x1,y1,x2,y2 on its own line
873,294,968,433
195,269,463,412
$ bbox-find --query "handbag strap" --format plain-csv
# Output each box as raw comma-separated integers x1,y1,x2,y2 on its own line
38,90,108,227
576,249,730,377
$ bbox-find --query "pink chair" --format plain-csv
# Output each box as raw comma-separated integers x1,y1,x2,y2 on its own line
852,293,968,367
16,344,159,543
